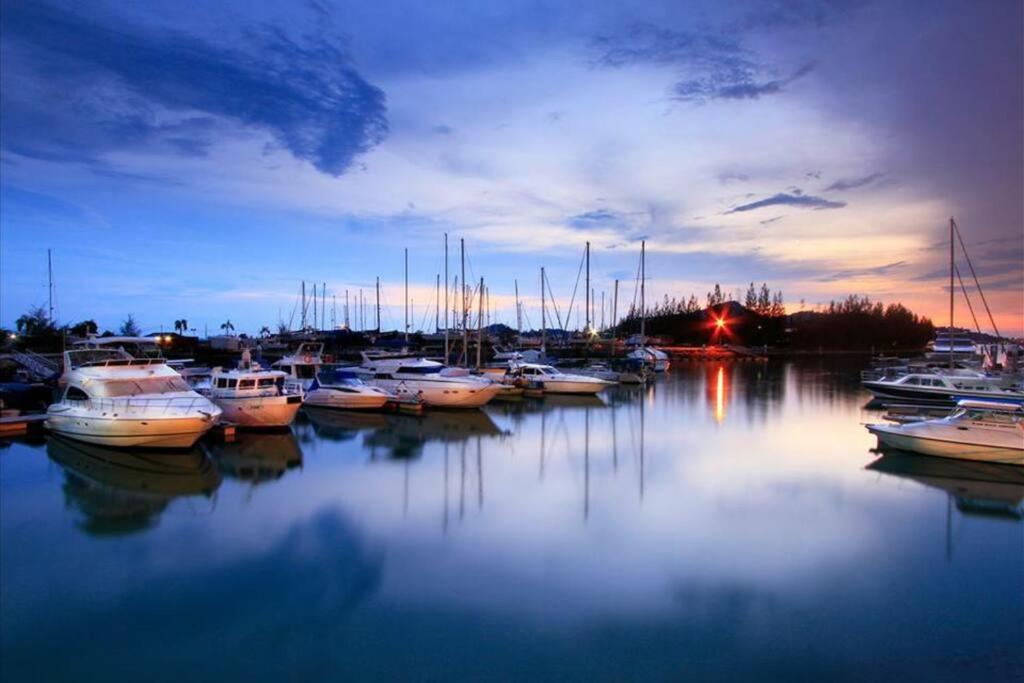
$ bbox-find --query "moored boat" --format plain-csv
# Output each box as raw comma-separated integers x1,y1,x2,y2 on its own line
866,400,1024,465
356,353,500,408
206,355,302,428
304,367,393,410
507,363,614,395
46,349,221,449
862,371,1023,405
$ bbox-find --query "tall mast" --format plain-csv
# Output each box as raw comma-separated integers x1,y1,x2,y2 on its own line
344,291,349,328
541,267,547,354
375,276,381,333
444,233,450,363
312,283,318,331
435,274,440,333
585,241,591,333
333,294,338,329
404,248,409,343
477,277,484,368
612,279,619,339
514,279,521,343
47,248,54,323
461,239,468,367
601,290,605,331
301,281,306,330
949,217,955,370
640,240,646,344
322,283,326,331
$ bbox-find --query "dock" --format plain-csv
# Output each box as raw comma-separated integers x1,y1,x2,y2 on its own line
0,413,47,437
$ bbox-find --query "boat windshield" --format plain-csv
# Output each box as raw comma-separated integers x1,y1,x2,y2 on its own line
950,408,1021,423
396,365,442,375
90,377,192,397
318,369,364,386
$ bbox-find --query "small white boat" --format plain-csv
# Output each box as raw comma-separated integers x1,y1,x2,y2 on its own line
628,346,670,373
303,367,393,410
46,349,221,449
206,354,302,428
507,363,614,395
866,400,1024,466
573,363,621,383
356,353,501,408
272,342,326,394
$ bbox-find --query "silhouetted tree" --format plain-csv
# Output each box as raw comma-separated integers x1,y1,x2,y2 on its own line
119,315,141,336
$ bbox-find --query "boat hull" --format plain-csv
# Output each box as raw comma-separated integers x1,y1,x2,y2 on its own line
867,424,1024,466
540,379,611,395
303,389,391,411
45,412,219,449
213,395,302,428
368,379,501,408
862,381,1024,406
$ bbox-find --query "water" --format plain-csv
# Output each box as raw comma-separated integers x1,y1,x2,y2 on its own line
2,359,1021,681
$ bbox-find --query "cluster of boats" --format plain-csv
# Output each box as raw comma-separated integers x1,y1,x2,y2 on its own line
861,348,1024,466
44,339,668,449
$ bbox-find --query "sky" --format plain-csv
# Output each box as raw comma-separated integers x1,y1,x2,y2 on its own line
1,0,1021,337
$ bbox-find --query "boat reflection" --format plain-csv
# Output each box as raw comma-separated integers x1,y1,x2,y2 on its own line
364,410,506,460
47,435,221,536
302,406,389,442
208,431,303,490
868,451,1024,520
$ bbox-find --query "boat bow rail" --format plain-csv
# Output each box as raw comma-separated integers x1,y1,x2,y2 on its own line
52,395,217,416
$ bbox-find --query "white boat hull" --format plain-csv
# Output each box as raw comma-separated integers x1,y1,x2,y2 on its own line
213,395,302,428
868,424,1024,466
368,379,501,408
46,412,219,449
541,379,612,395
303,389,391,411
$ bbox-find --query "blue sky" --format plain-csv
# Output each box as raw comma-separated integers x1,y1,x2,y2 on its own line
2,0,1021,335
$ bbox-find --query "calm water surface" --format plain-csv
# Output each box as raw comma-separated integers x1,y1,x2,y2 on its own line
2,359,1022,681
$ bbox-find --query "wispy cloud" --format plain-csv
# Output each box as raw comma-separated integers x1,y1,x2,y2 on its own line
726,192,846,213
823,172,884,192
817,260,906,282
760,215,784,225
1,1,388,176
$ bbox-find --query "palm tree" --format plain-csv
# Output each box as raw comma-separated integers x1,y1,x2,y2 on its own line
220,320,235,336
174,319,189,335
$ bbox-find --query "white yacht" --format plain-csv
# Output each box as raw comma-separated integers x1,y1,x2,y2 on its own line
356,353,501,408
206,353,302,428
867,400,1023,465
507,363,615,395
304,367,393,411
272,342,325,394
628,347,670,373
862,371,1022,405
46,349,221,449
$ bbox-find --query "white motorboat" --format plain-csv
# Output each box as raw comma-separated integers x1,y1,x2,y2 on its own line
356,353,501,408
572,363,621,383
46,349,221,449
507,363,614,394
304,367,393,410
206,354,302,428
862,371,1022,405
866,400,1024,465
628,346,670,373
272,342,326,393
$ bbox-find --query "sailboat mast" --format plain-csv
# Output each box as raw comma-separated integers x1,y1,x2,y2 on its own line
404,248,409,343
477,277,484,368
301,281,306,330
515,279,521,343
47,248,54,323
949,217,955,370
585,241,591,332
435,274,440,333
461,239,468,367
613,279,619,339
444,233,450,363
312,283,318,331
375,276,381,333
541,267,547,353
640,240,646,343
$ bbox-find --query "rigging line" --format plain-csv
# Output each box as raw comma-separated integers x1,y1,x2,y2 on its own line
544,270,566,331
630,251,642,315
954,265,982,334
952,219,1001,338
563,247,587,333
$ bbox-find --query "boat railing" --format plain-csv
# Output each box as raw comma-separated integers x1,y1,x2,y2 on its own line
64,396,212,415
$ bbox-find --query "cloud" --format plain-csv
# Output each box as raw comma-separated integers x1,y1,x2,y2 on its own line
817,260,907,282
684,61,817,101
823,172,884,191
760,215,784,225
1,1,388,176
567,209,619,229
726,192,846,213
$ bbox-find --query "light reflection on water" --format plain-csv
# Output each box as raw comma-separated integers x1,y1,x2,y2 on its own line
1,359,1021,681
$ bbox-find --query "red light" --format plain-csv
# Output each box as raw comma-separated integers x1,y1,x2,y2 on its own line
715,317,726,329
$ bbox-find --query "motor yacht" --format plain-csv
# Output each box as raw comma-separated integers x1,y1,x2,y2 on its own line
866,400,1023,465
304,367,393,410
46,349,221,449
507,363,614,395
206,353,302,428
272,342,326,393
355,353,500,408
862,371,1023,405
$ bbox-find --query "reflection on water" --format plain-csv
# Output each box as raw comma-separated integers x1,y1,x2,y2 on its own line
3,359,1022,681
47,435,221,536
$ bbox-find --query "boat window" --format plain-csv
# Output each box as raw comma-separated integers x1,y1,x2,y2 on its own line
238,379,256,389
257,378,276,388
397,366,442,375
92,376,192,397
279,365,292,374
902,377,919,385
296,365,317,379
65,386,89,401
